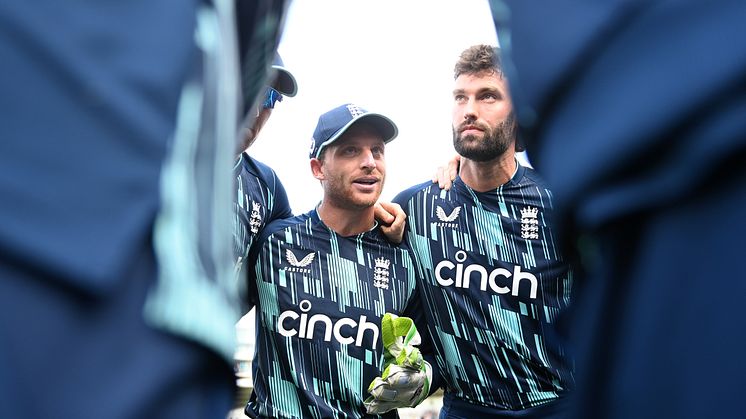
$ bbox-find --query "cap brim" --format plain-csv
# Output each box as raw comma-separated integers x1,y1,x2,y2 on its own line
315,113,399,159
272,65,298,97
354,113,398,144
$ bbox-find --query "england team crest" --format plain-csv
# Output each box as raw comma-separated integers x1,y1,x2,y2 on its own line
520,206,540,240
373,257,391,290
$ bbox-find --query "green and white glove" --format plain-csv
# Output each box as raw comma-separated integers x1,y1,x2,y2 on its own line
364,313,432,414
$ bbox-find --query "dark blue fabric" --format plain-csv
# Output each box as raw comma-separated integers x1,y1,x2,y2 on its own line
0,0,197,295
0,0,288,417
236,0,290,117
493,1,746,417
440,391,568,419
0,244,234,419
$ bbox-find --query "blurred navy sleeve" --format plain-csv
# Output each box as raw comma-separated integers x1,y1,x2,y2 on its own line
491,1,746,418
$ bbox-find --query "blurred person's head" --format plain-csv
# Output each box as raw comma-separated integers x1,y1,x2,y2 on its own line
236,54,297,155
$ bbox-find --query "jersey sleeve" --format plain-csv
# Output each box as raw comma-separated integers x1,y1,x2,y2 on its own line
244,215,302,308
392,181,430,209
269,169,293,221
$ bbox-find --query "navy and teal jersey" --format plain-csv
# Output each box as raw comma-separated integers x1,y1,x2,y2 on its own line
244,209,427,419
233,152,292,287
393,163,574,411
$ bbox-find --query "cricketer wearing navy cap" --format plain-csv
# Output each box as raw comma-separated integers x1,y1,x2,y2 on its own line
233,67,410,419
243,103,438,419
309,103,398,159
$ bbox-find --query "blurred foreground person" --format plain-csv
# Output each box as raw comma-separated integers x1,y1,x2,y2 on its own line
0,1,288,417
491,1,746,418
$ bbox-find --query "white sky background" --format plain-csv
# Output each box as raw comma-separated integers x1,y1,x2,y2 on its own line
251,0,501,215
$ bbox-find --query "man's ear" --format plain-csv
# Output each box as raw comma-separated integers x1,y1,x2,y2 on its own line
310,158,325,180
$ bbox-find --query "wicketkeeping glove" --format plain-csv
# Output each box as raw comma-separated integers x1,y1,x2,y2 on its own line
364,313,432,414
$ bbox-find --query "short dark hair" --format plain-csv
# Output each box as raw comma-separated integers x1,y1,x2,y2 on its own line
454,44,504,80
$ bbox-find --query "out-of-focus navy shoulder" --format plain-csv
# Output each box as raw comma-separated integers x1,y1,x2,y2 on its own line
260,213,309,242
248,212,311,264
521,165,550,189
241,153,277,182
392,180,435,208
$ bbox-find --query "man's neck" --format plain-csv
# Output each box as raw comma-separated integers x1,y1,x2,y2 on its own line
317,201,376,237
459,152,517,192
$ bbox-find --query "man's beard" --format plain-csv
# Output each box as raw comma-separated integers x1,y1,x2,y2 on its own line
453,112,516,162
324,172,382,210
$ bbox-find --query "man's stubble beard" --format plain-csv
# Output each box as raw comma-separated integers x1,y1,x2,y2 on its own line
323,171,383,210
453,112,516,162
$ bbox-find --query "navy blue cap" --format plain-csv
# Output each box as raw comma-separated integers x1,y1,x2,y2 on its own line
309,104,398,159
272,54,297,97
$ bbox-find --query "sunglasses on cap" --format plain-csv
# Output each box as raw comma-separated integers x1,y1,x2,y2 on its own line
263,87,283,109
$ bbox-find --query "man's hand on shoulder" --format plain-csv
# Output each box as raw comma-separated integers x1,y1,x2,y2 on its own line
374,201,406,244
431,154,460,191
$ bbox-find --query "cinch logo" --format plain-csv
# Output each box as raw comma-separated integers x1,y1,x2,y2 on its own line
277,300,379,347
435,250,538,299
